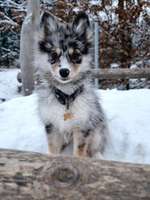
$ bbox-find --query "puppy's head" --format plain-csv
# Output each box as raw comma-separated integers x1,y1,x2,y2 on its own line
36,12,93,83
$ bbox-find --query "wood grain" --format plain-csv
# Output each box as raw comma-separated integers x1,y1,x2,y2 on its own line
0,149,150,199
91,68,150,80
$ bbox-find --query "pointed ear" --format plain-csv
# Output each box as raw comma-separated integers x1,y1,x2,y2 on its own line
72,12,92,45
73,12,91,35
40,12,58,33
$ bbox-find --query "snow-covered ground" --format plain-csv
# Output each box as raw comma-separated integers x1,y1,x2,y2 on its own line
0,69,150,164
0,69,20,101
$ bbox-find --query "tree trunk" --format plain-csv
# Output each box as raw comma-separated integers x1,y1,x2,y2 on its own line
0,149,150,200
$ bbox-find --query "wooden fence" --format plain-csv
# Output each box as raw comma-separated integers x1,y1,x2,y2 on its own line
92,68,150,80
18,67,150,95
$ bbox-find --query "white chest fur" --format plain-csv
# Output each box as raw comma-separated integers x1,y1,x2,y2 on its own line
38,92,91,133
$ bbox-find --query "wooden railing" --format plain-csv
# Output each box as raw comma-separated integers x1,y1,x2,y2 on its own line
91,68,150,80
0,149,150,200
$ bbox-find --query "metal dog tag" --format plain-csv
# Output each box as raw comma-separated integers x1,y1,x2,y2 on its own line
64,112,74,121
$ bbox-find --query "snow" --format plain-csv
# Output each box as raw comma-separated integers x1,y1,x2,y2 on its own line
110,63,119,68
89,0,118,7
89,0,101,6
0,69,20,101
130,64,138,69
73,7,80,13
0,94,48,153
98,11,108,22
112,0,118,8
1,69,150,164
100,89,150,164
98,8,118,24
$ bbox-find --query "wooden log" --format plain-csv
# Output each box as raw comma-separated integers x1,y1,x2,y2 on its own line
91,68,150,80
0,149,150,200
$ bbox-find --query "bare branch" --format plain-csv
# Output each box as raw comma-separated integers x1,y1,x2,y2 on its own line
0,20,18,27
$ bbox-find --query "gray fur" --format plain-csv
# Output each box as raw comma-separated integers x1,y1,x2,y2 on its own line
33,6,109,158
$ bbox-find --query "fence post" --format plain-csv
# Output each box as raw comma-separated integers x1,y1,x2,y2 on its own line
94,20,100,88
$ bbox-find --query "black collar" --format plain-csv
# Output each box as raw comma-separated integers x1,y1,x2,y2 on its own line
53,85,84,110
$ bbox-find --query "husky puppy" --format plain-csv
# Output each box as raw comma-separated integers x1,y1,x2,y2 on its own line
34,10,109,158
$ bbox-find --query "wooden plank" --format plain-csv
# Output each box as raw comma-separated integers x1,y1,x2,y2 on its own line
0,149,150,200
91,68,150,80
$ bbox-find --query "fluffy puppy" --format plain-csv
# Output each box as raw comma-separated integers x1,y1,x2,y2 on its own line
34,11,109,158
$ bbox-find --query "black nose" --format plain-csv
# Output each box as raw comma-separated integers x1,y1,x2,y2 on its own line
59,68,70,78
